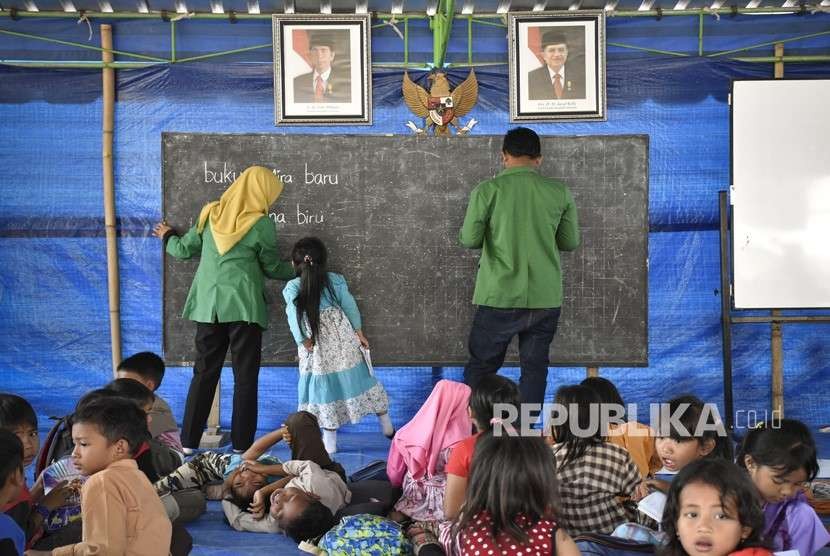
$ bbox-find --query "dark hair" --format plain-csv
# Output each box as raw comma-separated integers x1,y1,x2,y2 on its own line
76,388,113,411
580,376,625,420
71,397,148,456
228,484,258,510
736,419,819,482
656,395,732,461
552,384,603,468
469,375,521,431
283,499,336,543
0,429,24,488
660,459,769,556
291,237,334,344
117,352,165,389
580,377,624,406
502,127,541,159
105,378,155,409
454,433,559,545
0,393,37,430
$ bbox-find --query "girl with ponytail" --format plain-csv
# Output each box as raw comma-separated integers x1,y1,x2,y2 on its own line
283,237,392,454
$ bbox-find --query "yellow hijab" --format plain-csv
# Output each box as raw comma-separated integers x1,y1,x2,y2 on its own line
196,166,284,255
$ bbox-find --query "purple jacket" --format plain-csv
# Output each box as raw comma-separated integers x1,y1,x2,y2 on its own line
763,491,830,556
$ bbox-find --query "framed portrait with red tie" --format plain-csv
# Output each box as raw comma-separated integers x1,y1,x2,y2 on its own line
272,14,372,125
508,12,606,122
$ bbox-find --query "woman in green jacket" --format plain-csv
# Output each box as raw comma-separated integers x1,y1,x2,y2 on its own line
153,166,294,452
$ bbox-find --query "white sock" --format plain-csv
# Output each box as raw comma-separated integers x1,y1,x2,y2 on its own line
322,429,337,454
378,412,395,438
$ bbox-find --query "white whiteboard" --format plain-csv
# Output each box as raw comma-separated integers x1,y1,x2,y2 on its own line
731,79,830,309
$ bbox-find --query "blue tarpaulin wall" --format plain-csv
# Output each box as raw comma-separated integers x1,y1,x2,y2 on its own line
2,14,830,434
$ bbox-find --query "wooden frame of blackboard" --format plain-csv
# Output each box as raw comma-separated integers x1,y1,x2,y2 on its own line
507,11,607,122
272,14,372,125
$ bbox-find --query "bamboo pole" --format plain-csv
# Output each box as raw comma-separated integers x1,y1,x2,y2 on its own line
771,309,783,417
769,42,784,417
101,24,122,377
774,42,784,78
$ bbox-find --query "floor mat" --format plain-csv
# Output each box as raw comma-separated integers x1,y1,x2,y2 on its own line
183,430,393,555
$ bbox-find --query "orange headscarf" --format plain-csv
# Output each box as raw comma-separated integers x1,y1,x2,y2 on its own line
196,166,283,255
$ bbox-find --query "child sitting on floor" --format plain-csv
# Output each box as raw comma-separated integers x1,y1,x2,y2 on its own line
116,351,183,454
387,379,473,555
660,458,771,556
28,397,172,556
29,382,189,552
0,430,26,555
454,432,581,556
1,394,76,549
1,394,39,536
581,376,661,480
641,394,732,498
443,374,520,521
737,419,830,555
104,379,183,479
550,384,641,536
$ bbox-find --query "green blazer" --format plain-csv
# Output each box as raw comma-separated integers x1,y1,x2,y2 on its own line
166,216,295,328
459,165,580,309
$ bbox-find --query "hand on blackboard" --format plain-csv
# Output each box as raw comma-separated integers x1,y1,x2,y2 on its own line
356,330,369,349
302,338,314,353
153,222,173,239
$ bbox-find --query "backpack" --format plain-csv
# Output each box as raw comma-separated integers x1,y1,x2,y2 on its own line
298,514,412,556
35,414,74,478
348,460,389,483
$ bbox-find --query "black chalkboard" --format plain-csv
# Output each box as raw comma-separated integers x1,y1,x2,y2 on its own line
162,133,648,367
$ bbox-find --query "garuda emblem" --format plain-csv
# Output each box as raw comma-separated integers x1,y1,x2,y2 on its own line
403,69,479,136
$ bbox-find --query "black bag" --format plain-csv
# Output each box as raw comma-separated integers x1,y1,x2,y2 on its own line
348,459,389,483
573,533,656,555
35,414,74,477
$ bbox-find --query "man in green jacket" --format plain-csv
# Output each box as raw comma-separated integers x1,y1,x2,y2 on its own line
459,127,580,411
154,166,294,453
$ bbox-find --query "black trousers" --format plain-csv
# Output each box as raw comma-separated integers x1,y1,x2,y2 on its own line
463,306,561,409
181,321,263,450
285,410,347,482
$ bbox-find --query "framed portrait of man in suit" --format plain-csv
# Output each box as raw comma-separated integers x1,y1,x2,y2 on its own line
272,14,372,125
508,12,606,122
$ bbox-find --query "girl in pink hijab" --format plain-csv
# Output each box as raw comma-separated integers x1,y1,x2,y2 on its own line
387,379,473,555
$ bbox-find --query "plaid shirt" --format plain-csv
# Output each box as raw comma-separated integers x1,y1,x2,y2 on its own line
552,441,641,536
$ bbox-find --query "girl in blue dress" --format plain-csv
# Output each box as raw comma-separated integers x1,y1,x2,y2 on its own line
283,237,393,454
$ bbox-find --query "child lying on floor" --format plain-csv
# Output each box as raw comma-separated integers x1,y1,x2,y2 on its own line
154,411,351,541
